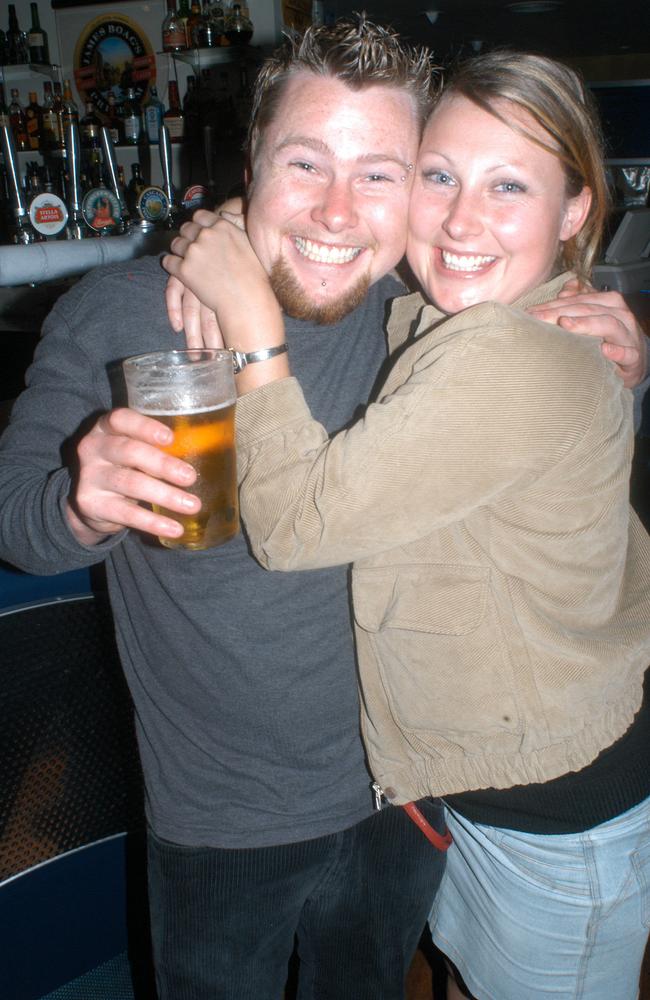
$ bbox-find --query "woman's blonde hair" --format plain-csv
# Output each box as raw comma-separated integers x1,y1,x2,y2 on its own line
441,51,609,279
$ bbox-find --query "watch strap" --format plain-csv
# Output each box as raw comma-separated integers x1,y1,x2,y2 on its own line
230,344,288,374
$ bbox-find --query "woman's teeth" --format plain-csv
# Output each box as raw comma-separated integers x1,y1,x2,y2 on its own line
294,237,362,264
441,251,496,272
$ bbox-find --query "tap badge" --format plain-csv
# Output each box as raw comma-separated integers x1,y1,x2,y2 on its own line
137,186,170,224
73,13,156,122
82,188,122,231
29,193,68,236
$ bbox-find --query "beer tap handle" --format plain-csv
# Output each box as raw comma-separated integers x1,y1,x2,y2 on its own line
203,124,216,201
0,124,36,244
158,124,179,227
65,122,83,215
100,125,130,222
65,121,88,238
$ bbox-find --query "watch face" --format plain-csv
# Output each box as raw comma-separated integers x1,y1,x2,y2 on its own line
29,193,68,235
137,186,170,223
82,188,122,231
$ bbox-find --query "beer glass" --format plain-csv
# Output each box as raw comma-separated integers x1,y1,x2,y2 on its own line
123,349,239,550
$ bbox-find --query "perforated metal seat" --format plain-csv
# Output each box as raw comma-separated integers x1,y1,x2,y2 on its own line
0,566,152,1000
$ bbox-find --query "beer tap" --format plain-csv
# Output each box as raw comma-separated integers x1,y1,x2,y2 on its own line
100,126,130,233
64,121,89,239
203,124,216,205
0,123,37,244
159,124,180,229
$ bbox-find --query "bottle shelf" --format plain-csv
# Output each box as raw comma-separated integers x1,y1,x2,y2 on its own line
167,47,237,70
164,45,258,73
0,63,60,82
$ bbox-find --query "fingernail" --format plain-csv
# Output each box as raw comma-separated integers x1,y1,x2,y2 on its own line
155,428,173,444
181,494,199,508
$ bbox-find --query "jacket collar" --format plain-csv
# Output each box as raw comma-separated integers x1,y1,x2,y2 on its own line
387,271,576,354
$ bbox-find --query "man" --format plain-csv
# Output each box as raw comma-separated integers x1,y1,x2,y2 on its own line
0,17,646,1000
0,19,445,1000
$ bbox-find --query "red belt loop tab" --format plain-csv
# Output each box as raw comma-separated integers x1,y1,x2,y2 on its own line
402,801,453,851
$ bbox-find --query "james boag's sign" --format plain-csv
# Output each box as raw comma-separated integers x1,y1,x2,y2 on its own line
73,13,156,119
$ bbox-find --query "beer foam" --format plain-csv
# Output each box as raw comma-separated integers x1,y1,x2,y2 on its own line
137,400,235,416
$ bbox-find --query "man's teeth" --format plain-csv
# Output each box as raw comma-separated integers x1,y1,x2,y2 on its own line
294,237,362,264
442,251,496,272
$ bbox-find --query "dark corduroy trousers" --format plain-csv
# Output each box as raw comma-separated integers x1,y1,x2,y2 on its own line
147,798,446,999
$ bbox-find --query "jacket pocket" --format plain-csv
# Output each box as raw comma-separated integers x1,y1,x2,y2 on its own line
353,564,522,755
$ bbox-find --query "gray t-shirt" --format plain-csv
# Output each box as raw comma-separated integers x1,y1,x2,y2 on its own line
0,256,401,848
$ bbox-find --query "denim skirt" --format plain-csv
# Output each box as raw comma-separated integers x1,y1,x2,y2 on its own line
429,796,650,999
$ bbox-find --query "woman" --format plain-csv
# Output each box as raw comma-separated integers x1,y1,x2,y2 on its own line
164,52,650,999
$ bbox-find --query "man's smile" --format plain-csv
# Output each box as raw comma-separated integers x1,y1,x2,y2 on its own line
293,237,365,265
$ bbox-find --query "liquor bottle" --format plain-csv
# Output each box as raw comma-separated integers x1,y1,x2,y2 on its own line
162,0,187,53
52,81,65,149
40,81,60,150
311,1,324,27
215,71,236,140
25,160,43,197
178,0,191,46
182,75,198,145
25,91,41,151
42,164,55,193
224,4,253,46
7,5,29,65
195,68,215,135
126,162,146,214
9,89,28,151
86,144,104,189
106,93,122,145
57,164,68,204
0,84,10,130
0,28,8,65
61,79,79,131
121,87,141,145
186,0,202,48
80,100,101,148
197,0,217,48
27,2,49,64
143,85,164,144
163,80,184,143
205,2,225,45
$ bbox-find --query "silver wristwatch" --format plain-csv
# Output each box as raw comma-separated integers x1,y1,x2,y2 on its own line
229,344,288,374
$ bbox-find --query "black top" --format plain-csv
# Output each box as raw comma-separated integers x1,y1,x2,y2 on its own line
445,669,650,834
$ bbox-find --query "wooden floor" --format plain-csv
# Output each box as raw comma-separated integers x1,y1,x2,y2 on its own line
405,934,650,999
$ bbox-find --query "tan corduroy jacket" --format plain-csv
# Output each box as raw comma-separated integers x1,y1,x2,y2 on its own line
236,273,650,804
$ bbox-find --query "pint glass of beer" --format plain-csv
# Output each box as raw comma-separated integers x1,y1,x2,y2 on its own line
123,349,239,550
